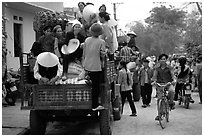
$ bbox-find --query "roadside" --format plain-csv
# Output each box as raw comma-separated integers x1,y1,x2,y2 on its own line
2,99,30,135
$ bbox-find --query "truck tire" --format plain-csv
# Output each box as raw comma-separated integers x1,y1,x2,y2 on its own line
99,109,112,135
113,96,122,121
30,110,47,135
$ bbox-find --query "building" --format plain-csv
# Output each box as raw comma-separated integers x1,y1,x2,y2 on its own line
2,2,64,71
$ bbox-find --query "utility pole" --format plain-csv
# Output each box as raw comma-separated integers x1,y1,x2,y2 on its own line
112,2,123,37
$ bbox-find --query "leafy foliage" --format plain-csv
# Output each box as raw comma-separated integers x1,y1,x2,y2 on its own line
33,10,71,34
126,4,201,59
145,5,186,29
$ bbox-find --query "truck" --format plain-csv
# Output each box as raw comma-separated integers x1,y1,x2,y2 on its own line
19,53,122,135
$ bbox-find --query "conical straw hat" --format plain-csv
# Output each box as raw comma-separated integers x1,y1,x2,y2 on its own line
37,52,59,67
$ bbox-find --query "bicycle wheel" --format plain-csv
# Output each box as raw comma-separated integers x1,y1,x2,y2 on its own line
158,99,168,129
166,101,170,122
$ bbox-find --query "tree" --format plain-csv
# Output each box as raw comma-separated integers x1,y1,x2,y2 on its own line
183,10,202,59
126,5,186,56
144,5,186,55
145,5,186,29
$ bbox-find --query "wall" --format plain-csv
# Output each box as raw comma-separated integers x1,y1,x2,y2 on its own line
5,2,64,71
5,7,36,70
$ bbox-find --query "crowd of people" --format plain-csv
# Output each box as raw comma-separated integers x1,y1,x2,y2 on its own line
120,52,202,119
29,2,202,116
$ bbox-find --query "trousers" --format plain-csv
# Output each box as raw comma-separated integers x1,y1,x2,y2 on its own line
141,83,152,105
121,90,137,114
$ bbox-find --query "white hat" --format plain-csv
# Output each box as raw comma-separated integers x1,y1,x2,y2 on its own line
61,39,80,55
126,62,136,70
37,52,59,67
127,31,137,37
146,57,152,61
70,20,82,28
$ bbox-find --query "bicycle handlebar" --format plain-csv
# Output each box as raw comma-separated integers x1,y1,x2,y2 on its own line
151,82,172,87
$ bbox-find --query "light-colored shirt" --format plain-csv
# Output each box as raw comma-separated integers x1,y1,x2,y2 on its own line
33,61,63,80
118,68,133,91
83,37,106,71
100,22,114,54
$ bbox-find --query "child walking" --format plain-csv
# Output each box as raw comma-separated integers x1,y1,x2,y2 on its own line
118,61,137,116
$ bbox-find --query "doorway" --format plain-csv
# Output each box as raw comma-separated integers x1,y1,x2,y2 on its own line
14,23,22,57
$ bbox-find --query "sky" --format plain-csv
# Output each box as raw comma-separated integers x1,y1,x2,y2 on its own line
64,0,155,29
63,0,200,30
2,0,201,29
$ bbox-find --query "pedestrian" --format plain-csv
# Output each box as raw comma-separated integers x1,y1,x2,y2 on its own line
119,41,135,64
62,20,85,79
118,61,137,116
127,31,139,51
139,59,153,108
82,23,107,110
33,52,62,85
191,60,198,91
196,57,202,104
132,60,141,101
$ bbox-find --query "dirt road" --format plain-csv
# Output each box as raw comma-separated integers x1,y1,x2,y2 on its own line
46,93,202,135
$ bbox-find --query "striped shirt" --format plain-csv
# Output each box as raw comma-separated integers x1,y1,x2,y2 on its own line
119,46,134,63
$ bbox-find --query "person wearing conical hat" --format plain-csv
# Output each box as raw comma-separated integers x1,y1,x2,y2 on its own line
127,31,139,51
34,52,62,85
82,23,107,110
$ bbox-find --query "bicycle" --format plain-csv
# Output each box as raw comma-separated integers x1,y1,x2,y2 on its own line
152,82,172,129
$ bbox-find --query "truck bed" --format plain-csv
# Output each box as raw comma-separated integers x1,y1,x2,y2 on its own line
21,84,92,110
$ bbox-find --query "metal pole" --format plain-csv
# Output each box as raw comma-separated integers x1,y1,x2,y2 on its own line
113,3,118,37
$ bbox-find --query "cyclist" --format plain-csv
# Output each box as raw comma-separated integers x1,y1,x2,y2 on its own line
152,54,176,121
174,56,194,103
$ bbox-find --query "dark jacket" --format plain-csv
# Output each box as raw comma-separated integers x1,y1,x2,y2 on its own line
38,34,55,53
153,66,174,83
139,66,153,86
64,31,85,62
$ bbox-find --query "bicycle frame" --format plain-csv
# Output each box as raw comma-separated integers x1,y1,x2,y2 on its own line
153,82,171,129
